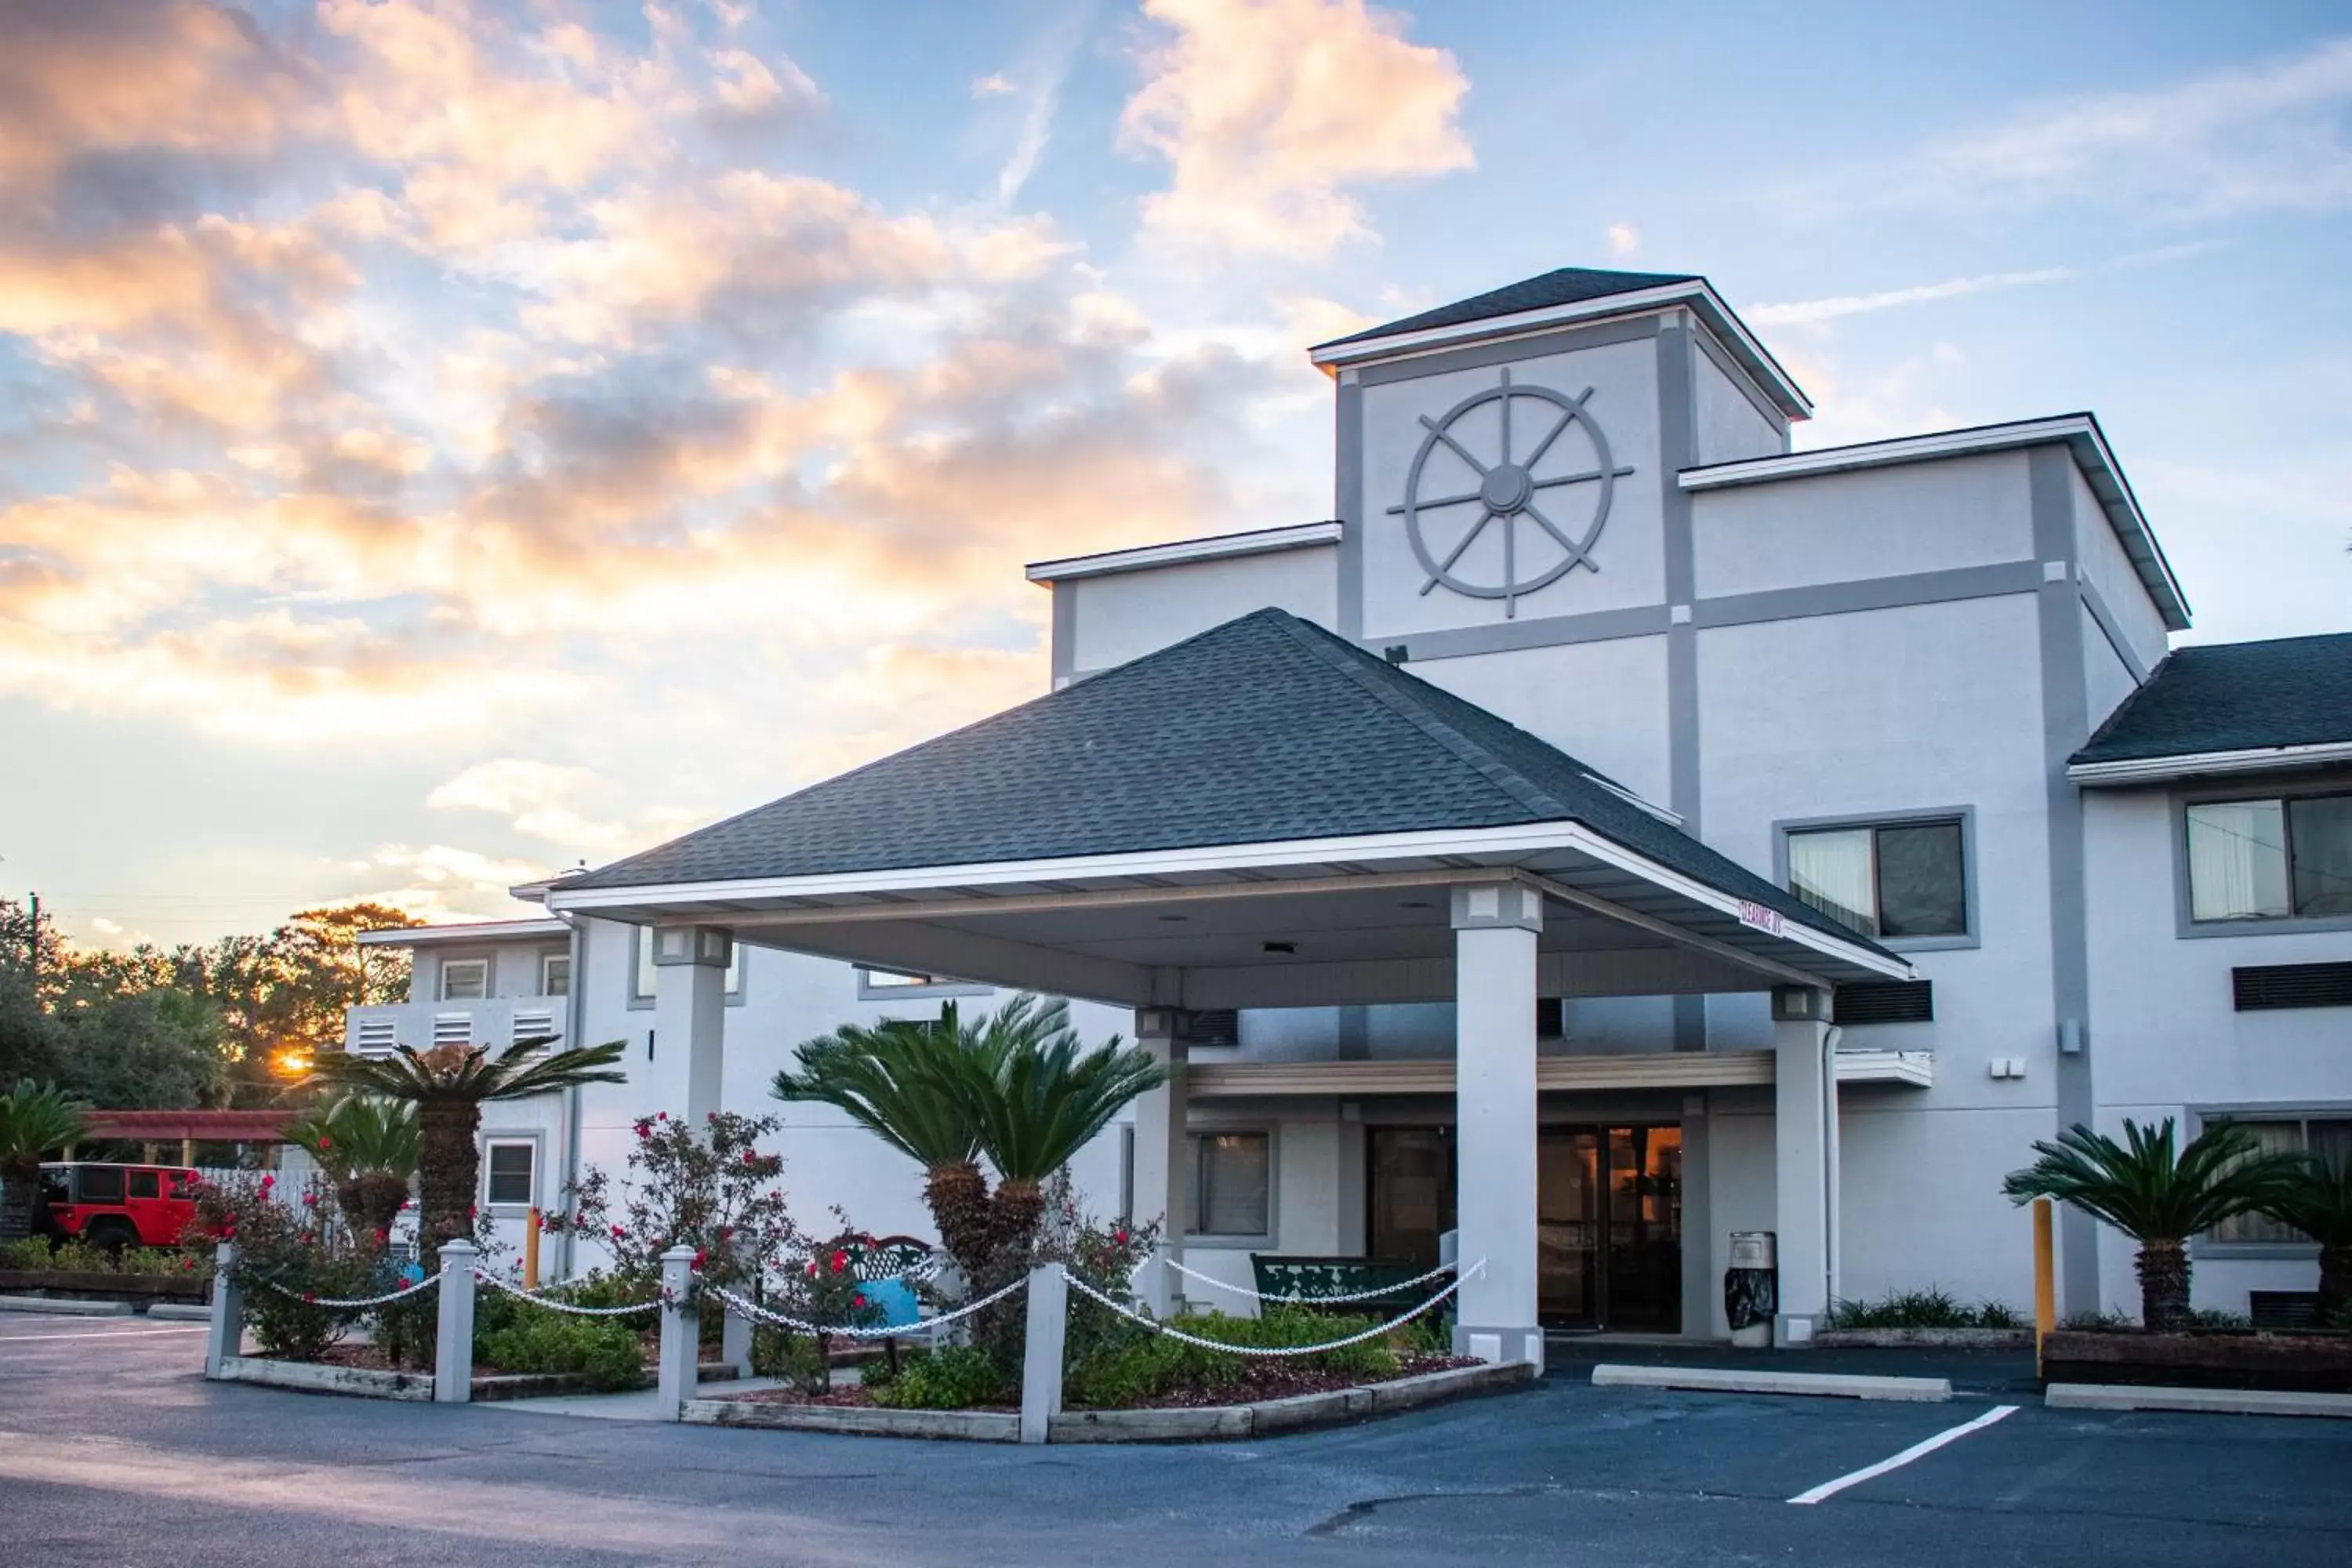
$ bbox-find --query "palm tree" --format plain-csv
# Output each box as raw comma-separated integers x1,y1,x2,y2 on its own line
2004,1118,2304,1331
0,1081,89,1242
308,1036,625,1254
2260,1150,2352,1324
285,1094,419,1246
971,1003,1163,1252
773,1001,1004,1278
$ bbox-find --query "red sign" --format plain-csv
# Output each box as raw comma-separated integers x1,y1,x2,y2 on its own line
1737,899,1785,936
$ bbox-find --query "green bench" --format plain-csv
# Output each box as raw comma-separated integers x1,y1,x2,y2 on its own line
1247,1254,1437,1313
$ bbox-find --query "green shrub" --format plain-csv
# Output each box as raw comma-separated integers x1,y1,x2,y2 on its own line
1828,1288,2026,1330
750,1324,831,1392
867,1345,1006,1410
2188,1307,2252,1330
0,1236,213,1277
1973,1299,2024,1329
475,1307,645,1392
1063,1305,1403,1407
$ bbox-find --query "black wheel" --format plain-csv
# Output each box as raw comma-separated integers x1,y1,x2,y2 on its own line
82,1218,139,1255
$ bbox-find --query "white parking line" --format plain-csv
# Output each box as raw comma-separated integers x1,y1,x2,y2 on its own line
1788,1403,2020,1504
0,1327,210,1345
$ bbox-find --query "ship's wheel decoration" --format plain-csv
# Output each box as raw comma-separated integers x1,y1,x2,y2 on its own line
1388,368,1635,617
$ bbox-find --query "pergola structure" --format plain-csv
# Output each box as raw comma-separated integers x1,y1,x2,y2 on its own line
547,610,1911,1364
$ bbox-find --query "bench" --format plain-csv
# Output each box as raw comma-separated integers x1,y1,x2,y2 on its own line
1247,1254,1436,1313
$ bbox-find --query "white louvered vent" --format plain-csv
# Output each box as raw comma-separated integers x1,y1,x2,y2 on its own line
354,1018,398,1056
512,1010,556,1045
431,1014,474,1047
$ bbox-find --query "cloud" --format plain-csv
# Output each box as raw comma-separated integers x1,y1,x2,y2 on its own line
973,74,1017,98
1606,223,1639,260
1120,0,1471,254
1865,34,2352,218
1745,244,2223,328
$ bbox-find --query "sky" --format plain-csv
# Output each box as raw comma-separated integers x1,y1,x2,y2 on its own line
2,0,2348,947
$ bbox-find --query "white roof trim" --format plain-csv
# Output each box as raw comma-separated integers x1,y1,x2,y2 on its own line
545,820,1909,982
2067,740,2352,786
1679,413,2190,631
1025,521,1341,584
357,918,570,948
1306,279,1813,419
1834,1049,1935,1088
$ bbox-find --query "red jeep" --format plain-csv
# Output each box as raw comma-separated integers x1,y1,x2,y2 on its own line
36,1162,201,1250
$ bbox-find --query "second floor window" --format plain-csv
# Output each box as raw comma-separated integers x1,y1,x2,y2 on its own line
439,957,488,1001
540,952,572,996
1787,818,1967,941
2187,792,2352,923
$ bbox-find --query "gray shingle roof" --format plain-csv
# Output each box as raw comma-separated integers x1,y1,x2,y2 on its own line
567,608,1878,952
1312,267,1700,350
2071,632,2352,765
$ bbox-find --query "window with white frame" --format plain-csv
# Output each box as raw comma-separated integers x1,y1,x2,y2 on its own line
2186,791,2352,923
631,926,742,1000
439,957,489,1001
483,1141,536,1207
1787,817,1968,940
1187,1131,1271,1238
539,950,572,996
2206,1116,2352,1243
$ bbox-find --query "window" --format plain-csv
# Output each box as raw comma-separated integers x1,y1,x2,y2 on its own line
1187,1131,1271,1238
539,951,572,996
129,1171,159,1200
484,1142,536,1207
1787,817,1968,941
440,957,489,1001
78,1166,124,1204
2207,1117,2352,1243
854,967,993,1000
2187,791,2352,923
863,969,938,989
632,927,741,1001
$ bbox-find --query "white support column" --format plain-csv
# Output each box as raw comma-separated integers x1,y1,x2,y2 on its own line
1131,1008,1188,1317
652,925,731,1125
1451,883,1544,1372
434,1240,477,1403
1771,987,1837,1346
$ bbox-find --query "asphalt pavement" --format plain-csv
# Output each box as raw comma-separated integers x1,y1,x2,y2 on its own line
3,1308,2347,1566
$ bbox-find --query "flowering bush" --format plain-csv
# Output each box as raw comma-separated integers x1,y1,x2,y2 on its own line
748,1210,889,1394
0,1236,212,1278
543,1111,801,1293
189,1173,379,1361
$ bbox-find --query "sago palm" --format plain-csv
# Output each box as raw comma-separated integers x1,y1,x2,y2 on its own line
2003,1118,2304,1330
970,999,1164,1253
0,1080,89,1242
309,1036,626,1254
2260,1151,2352,1324
774,1001,1004,1277
285,1094,419,1245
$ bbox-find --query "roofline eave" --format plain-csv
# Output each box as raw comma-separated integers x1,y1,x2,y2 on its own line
2067,739,2352,786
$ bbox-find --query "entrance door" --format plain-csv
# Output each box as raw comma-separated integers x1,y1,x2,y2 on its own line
1540,1123,1682,1331
1538,1130,1602,1325
1367,1127,1454,1271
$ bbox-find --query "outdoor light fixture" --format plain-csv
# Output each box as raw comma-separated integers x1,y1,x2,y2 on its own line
1261,941,1297,955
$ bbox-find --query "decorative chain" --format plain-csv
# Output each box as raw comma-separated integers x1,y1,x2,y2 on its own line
1062,1261,1483,1359
703,1274,1029,1340
1160,1254,1459,1305
470,1270,664,1317
256,1269,445,1309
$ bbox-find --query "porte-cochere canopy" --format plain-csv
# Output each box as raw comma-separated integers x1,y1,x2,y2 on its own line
545,609,1906,1006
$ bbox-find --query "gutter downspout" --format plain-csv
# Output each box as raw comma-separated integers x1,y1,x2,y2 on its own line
555,910,587,1282
1821,1023,1842,1316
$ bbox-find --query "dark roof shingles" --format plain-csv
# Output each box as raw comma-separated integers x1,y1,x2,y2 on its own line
570,609,1872,951
1314,267,1699,350
2071,632,2352,765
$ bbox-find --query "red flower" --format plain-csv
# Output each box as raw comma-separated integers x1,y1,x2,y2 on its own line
691,1249,708,1270
611,1224,626,1239
1113,1229,1128,1246
633,1120,652,1140
852,1293,866,1309
829,1250,847,1274
373,1229,390,1244
302,1192,318,1207
804,1261,818,1278
706,1111,717,1123
302,1291,316,1304
317,1135,332,1151
469,1206,478,1219
717,1226,733,1241
258,1174,274,1190
656,1111,668,1122
181,1258,195,1272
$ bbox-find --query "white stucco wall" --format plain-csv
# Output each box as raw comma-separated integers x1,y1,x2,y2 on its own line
1693,346,1787,466
1412,633,1672,806
2070,466,2169,673
2081,602,2140,730
1690,451,2035,601
1065,544,1337,675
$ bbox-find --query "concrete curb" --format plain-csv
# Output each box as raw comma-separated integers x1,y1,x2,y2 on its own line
2046,1382,2352,1419
1592,1363,1952,1402
0,1294,134,1317
145,1302,214,1322
213,1354,434,1401
684,1399,1021,1442
1815,1327,2032,1349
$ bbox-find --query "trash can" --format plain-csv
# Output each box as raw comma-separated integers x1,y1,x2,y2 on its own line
1725,1231,1777,1348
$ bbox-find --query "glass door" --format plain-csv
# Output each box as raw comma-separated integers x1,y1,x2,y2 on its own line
1603,1126,1682,1330
1538,1130,1602,1326
1367,1127,1454,1271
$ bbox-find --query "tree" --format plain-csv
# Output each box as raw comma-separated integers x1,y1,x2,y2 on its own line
970,1000,1163,1252
773,1001,1004,1280
0,1081,89,1242
2260,1150,2352,1324
307,1036,626,1255
2003,1118,2306,1330
284,1094,419,1247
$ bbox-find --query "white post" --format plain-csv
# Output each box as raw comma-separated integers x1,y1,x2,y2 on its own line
1773,994,1835,1346
656,1245,699,1421
434,1240,477,1403
1451,883,1544,1372
1019,1261,1065,1446
204,1240,242,1378
652,926,731,1125
1130,1010,1189,1317
720,1297,754,1379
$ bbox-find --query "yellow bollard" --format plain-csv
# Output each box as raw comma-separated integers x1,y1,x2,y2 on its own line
524,1207,543,1290
2032,1196,2056,1375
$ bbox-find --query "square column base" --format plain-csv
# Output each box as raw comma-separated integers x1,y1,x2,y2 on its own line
1454,1322,1546,1374
1774,1313,1820,1348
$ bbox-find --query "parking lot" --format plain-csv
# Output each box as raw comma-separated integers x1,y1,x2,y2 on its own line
5,1308,2349,1566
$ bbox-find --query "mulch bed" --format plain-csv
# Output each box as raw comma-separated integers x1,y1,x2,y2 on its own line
713,1353,1481,1411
